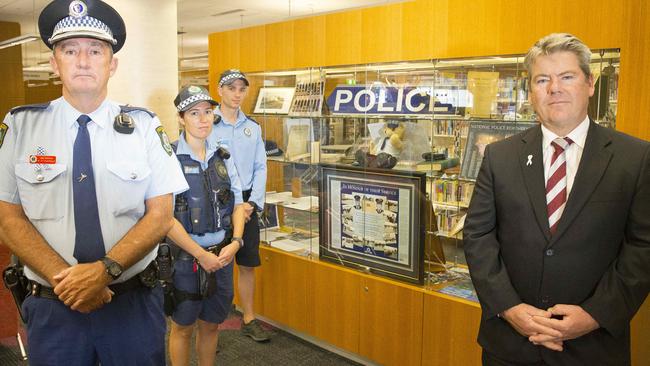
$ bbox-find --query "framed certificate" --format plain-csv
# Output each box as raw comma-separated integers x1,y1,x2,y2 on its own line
319,164,426,284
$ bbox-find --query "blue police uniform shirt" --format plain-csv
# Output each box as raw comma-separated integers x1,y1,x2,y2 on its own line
175,132,243,248
212,106,266,210
0,97,189,285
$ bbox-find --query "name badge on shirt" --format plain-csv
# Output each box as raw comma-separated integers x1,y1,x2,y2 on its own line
184,165,200,175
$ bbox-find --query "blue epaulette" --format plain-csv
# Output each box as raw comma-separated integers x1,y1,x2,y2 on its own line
120,105,156,118
10,102,50,115
171,141,178,153
248,116,258,124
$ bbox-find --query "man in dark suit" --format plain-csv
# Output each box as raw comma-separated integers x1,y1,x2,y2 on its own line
464,33,649,365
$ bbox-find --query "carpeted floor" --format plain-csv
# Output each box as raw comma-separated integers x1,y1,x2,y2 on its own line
0,310,361,365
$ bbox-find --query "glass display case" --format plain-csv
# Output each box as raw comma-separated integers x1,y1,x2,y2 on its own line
244,49,620,286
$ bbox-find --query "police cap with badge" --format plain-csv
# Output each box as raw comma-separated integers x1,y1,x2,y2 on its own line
218,69,250,88
39,0,126,53
174,85,218,113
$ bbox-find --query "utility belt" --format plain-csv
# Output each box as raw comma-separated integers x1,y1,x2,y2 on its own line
29,261,159,301
162,236,231,316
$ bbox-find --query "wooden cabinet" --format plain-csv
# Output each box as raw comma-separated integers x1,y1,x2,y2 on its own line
259,247,310,333
307,261,361,353
422,292,481,366
358,275,424,366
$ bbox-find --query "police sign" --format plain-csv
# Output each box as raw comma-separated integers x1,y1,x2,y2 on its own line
326,85,455,115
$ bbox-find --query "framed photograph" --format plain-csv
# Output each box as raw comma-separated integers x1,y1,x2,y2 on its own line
460,121,537,180
253,87,295,114
319,164,427,284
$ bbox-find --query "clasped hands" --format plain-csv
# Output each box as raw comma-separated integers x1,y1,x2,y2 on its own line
196,241,239,273
501,303,600,352
52,261,114,314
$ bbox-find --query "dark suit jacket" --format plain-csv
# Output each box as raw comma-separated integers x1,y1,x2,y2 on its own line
464,121,650,365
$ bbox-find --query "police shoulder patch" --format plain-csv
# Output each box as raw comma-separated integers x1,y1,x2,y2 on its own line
0,122,8,149
120,105,156,118
9,102,50,115
156,126,173,156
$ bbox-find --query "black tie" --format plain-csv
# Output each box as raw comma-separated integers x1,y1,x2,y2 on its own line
72,115,105,263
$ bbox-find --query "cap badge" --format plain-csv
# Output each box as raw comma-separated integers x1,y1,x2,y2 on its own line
188,86,202,94
69,0,88,18
244,127,252,137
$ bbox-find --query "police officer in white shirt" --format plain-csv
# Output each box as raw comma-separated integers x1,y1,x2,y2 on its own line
0,1,187,364
211,69,270,341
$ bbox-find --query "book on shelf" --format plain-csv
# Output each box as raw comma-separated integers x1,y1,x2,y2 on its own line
413,157,460,172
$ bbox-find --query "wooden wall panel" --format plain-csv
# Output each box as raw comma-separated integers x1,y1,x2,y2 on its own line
618,0,650,139
360,4,403,64
265,22,293,71
325,10,363,67
0,21,25,118
239,26,266,73
293,16,327,69
631,298,650,366
208,30,241,98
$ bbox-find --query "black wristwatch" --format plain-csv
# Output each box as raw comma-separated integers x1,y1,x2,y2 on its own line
100,257,123,280
232,237,244,248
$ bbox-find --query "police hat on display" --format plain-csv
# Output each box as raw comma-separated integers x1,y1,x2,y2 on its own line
265,140,283,157
39,0,127,53
219,69,250,88
174,85,218,112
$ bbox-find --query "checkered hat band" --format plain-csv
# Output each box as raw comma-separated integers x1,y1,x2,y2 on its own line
219,73,246,87
50,16,116,45
177,94,213,111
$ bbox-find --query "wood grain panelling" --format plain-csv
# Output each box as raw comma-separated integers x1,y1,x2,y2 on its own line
259,247,310,333
359,276,424,366
631,298,650,366
360,4,403,64
0,21,25,118
307,262,361,353
265,22,293,71
422,292,482,366
618,0,650,139
293,16,327,69
325,10,363,67
239,26,266,73
25,82,62,105
208,30,241,97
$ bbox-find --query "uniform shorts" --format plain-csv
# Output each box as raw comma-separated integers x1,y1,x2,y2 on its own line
171,257,234,326
235,210,261,267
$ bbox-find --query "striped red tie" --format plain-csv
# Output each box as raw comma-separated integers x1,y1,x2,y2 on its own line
546,137,573,234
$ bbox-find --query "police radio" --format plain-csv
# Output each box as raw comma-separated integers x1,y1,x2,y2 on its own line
216,147,230,160
114,112,135,134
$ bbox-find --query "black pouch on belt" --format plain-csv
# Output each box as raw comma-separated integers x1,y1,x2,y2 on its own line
3,262,29,323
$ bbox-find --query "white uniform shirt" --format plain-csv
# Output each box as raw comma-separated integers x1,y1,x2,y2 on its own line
541,116,590,197
0,97,188,284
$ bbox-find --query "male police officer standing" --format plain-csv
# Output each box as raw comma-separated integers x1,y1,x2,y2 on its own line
0,1,187,364
212,70,270,341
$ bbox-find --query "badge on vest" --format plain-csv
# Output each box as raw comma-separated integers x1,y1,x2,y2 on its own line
244,127,252,137
0,122,8,149
215,161,228,179
156,126,173,156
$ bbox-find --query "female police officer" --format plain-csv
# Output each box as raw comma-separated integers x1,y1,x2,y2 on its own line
166,85,246,366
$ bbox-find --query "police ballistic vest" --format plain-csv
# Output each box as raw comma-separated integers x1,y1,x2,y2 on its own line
173,143,234,235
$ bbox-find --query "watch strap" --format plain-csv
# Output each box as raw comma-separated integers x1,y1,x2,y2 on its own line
232,237,244,248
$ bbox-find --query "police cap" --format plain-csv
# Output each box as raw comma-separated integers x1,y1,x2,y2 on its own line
39,0,126,53
174,85,218,112
218,69,249,88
